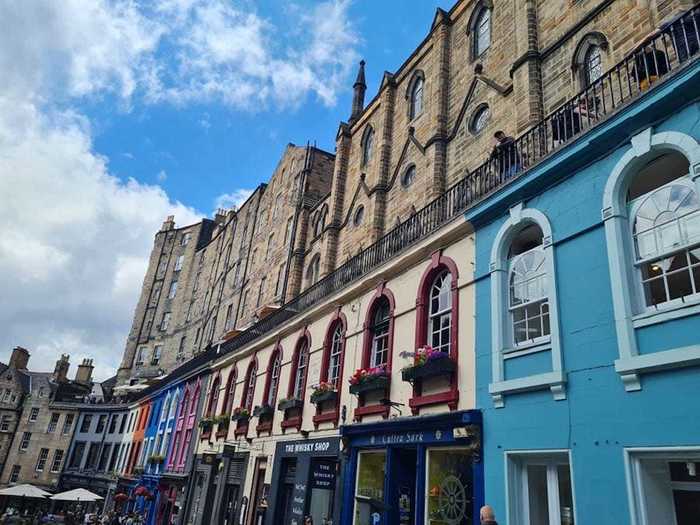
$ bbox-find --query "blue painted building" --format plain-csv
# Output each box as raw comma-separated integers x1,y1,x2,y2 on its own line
468,10,700,525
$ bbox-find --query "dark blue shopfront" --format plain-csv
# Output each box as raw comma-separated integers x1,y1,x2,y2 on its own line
340,411,483,525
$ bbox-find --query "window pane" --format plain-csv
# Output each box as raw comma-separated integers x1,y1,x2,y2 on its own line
354,452,386,525
668,268,693,300
527,465,550,525
557,465,575,525
426,449,473,525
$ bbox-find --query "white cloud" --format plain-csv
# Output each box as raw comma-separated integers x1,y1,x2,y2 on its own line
214,189,255,212
157,169,168,182
0,0,360,380
0,99,201,380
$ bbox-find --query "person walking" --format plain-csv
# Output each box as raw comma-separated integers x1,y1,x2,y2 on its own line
479,505,498,525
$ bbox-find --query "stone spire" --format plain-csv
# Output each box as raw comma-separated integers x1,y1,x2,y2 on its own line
350,60,367,125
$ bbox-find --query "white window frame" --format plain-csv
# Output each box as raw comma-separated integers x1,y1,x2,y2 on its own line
602,128,700,391
266,353,282,406
293,342,309,399
50,450,64,473
505,450,577,525
409,75,424,120
370,299,391,368
428,270,452,355
244,363,257,410
28,407,39,422
489,203,565,407
168,280,178,299
174,255,184,272
35,448,49,472
328,325,344,387
624,446,700,525
508,245,550,349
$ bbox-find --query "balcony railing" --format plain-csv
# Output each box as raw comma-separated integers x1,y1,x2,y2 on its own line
211,7,699,357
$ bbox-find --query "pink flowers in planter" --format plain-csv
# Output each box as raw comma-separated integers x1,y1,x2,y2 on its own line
414,345,449,366
349,364,389,385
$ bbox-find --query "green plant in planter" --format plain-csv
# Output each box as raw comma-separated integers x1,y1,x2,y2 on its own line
198,417,214,430
231,407,250,421
310,382,337,404
215,414,230,425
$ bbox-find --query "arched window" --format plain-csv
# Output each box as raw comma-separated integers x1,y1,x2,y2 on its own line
409,75,424,120
361,126,374,167
401,165,417,188
354,205,365,226
473,7,491,58
291,337,310,400
369,297,391,367
222,367,237,415
489,205,564,407
242,360,258,410
584,45,603,85
470,104,490,135
327,323,345,387
627,152,697,308
508,225,549,346
429,270,453,353
307,254,321,286
265,350,283,406
206,376,220,417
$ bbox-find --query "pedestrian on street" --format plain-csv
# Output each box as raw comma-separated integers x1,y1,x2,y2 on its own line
479,505,498,525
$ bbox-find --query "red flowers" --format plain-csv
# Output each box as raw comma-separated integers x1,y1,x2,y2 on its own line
349,365,388,385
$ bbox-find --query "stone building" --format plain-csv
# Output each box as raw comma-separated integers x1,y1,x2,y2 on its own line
0,352,99,489
107,0,700,524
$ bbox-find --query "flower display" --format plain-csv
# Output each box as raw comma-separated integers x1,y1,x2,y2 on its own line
413,345,449,366
232,407,250,418
310,381,337,403
348,365,389,385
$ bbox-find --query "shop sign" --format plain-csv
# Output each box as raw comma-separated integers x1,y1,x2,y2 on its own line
310,460,335,489
351,427,459,447
283,440,334,454
290,482,307,521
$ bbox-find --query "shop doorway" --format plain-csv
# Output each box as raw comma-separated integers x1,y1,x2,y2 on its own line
392,449,417,525
275,458,297,524
248,458,268,525
220,484,240,525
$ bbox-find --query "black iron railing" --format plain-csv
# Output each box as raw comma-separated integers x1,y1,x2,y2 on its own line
206,8,700,361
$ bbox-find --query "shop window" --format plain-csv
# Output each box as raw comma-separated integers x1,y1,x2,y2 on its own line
627,451,700,525
506,452,575,525
426,448,475,525
308,459,338,525
354,451,387,524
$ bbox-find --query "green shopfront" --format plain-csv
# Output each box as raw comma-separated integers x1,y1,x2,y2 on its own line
340,411,483,525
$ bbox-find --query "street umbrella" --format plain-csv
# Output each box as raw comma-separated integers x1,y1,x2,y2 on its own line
50,488,103,502
0,484,51,498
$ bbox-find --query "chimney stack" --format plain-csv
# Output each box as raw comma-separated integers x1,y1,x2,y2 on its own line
214,209,227,225
53,354,70,383
349,60,367,125
161,215,175,232
75,358,94,385
9,347,30,370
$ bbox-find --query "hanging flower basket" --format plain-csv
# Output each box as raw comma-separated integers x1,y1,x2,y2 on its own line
231,407,250,422
310,382,337,404
253,404,273,417
114,493,129,503
277,397,304,411
401,346,455,382
348,365,390,395
134,486,149,497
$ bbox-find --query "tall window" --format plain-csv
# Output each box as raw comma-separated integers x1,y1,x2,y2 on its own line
223,368,237,415
35,448,49,472
292,339,309,399
47,413,60,433
508,225,550,346
327,323,345,387
51,450,64,473
584,45,603,85
361,126,374,167
207,377,221,418
409,75,424,120
243,361,258,410
473,7,491,58
628,152,698,308
429,271,453,353
369,297,391,367
152,345,162,366
265,351,282,406
307,255,321,286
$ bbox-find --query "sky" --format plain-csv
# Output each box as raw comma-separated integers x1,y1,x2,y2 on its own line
0,0,453,381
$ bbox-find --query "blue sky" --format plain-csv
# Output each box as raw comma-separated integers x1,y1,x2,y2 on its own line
0,0,452,379
89,1,453,215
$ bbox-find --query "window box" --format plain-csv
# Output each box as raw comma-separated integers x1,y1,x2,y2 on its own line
349,375,389,395
402,356,456,382
231,408,250,423
310,390,337,405
198,418,214,431
278,398,304,412
253,404,273,418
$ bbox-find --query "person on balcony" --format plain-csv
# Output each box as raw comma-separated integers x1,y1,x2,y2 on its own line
632,30,669,90
490,130,520,180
